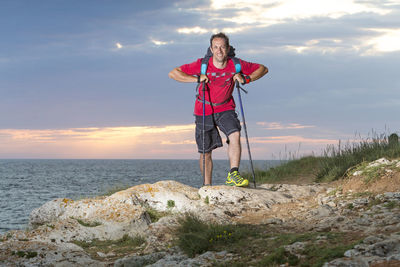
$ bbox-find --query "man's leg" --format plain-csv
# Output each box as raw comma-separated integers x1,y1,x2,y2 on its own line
199,152,213,185
227,131,241,169
225,130,248,187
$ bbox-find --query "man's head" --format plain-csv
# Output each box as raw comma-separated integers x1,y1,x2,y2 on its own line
210,32,230,48
210,32,230,64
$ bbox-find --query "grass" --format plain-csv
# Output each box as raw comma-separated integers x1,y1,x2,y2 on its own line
73,217,102,227
72,234,145,260
384,201,400,210
167,200,175,209
11,251,38,259
245,156,320,184
176,214,363,266
243,132,400,184
146,207,172,223
176,213,255,257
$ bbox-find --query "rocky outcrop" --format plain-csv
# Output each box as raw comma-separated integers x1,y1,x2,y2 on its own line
1,171,400,266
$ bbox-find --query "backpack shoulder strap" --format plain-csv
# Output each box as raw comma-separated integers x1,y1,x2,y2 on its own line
232,57,241,73
201,47,213,75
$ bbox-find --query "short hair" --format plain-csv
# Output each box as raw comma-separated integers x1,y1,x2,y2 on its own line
210,32,230,48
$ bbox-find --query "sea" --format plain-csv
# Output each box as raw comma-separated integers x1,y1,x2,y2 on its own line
0,159,281,234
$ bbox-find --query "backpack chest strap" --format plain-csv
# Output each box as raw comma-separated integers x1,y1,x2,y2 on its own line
196,95,232,106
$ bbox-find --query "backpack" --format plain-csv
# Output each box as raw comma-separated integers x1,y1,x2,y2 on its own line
197,46,242,106
200,46,242,75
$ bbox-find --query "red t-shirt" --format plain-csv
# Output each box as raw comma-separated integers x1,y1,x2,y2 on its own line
180,58,260,116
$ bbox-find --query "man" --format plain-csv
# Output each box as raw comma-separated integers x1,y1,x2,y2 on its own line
169,32,268,186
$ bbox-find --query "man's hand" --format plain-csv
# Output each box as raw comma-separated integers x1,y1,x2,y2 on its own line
199,74,209,83
169,67,210,83
233,73,244,84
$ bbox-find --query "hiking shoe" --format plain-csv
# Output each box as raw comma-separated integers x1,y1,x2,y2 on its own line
225,171,249,187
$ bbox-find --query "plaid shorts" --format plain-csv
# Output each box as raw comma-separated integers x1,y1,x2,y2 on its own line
195,110,241,153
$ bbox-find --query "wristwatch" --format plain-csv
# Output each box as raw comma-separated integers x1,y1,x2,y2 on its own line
241,75,251,85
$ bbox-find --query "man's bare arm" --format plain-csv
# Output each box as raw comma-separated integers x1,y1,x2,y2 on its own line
249,64,268,82
169,67,209,83
233,64,269,84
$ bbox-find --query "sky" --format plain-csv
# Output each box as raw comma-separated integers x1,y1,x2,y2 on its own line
1,0,400,159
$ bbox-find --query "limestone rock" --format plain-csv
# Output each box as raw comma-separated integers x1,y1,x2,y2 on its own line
2,179,400,266
121,180,201,212
29,198,69,226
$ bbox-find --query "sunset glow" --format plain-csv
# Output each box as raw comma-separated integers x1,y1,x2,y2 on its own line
0,124,342,159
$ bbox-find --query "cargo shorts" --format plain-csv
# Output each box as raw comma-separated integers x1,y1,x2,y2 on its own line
195,110,241,153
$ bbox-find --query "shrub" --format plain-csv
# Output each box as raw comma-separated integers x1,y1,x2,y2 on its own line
244,132,400,183
167,200,175,209
176,214,252,257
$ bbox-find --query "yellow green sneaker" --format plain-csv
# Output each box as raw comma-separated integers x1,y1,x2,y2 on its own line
225,171,249,187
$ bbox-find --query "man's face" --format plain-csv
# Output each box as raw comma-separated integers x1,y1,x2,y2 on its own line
210,37,229,64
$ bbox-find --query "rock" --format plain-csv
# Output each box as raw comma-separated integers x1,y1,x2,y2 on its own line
311,205,334,218
327,232,400,266
383,192,400,200
29,198,69,226
363,235,385,245
355,215,372,226
125,181,201,212
369,239,399,257
199,185,301,209
367,158,391,168
0,240,107,267
264,218,283,225
323,258,369,267
114,251,168,267
353,170,363,176
2,179,400,267
285,241,307,255
344,249,359,257
146,250,234,267
351,198,369,208
97,251,107,257
147,251,188,267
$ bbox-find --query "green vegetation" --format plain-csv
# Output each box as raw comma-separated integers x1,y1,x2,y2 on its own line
204,196,210,204
384,201,400,210
352,192,374,198
72,234,145,259
243,132,400,183
146,207,172,223
11,250,38,259
167,200,176,209
365,198,384,210
349,159,400,184
46,224,55,229
176,213,254,257
73,217,102,227
176,214,362,266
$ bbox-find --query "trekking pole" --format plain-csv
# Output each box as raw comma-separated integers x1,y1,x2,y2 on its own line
235,81,256,188
202,81,206,185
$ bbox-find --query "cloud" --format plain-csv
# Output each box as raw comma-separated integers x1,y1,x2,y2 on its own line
151,39,173,46
250,135,337,144
0,124,341,159
210,0,389,26
161,140,196,145
257,122,316,130
177,26,209,34
0,125,195,159
365,28,400,53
